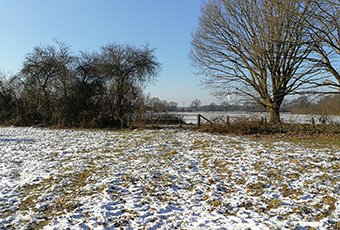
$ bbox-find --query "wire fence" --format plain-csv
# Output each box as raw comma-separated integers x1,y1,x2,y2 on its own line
133,112,340,126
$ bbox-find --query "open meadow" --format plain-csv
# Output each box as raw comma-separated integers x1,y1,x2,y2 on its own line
0,127,339,229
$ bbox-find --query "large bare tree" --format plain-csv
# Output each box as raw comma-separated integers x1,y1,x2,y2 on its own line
190,0,319,124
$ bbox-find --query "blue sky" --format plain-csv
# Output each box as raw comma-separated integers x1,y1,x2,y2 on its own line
0,0,220,105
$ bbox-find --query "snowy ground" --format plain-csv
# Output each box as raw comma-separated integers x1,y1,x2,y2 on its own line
0,127,339,229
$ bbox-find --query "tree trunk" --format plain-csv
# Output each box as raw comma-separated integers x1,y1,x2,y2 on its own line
269,107,281,125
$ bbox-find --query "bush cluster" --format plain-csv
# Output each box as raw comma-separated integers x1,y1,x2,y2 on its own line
198,118,340,135
0,41,160,128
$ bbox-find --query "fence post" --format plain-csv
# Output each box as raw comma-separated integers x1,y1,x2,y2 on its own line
311,117,315,127
197,114,201,127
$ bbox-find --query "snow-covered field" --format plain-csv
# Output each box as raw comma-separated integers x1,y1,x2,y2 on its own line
0,127,339,229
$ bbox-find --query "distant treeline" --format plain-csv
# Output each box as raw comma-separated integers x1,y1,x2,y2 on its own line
0,41,160,128
146,95,340,116
289,95,340,116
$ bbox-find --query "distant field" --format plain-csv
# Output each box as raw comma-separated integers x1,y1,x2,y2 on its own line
0,127,339,229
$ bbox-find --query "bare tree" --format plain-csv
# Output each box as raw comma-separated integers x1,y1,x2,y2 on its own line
221,101,229,111
68,51,105,126
190,0,319,124
168,101,178,111
99,43,160,127
0,72,18,123
20,41,74,125
308,0,340,90
190,99,201,112
148,97,169,112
